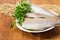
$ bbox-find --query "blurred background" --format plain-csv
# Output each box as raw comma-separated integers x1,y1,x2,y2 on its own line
0,0,60,6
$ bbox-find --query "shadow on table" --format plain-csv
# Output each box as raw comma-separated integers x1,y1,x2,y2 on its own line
14,26,60,39
32,26,60,39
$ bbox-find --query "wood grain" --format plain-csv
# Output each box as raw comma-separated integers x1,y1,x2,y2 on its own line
0,0,60,40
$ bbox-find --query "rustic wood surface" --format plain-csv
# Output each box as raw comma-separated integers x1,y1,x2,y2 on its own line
0,0,60,40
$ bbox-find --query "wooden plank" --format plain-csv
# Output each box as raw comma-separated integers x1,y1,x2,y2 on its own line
0,14,11,40
0,0,60,40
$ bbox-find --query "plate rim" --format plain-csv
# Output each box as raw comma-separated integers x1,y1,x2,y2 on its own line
16,21,55,33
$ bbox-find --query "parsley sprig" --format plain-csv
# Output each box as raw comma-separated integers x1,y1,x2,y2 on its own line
10,0,31,28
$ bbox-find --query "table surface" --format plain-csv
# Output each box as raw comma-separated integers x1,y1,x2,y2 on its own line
0,0,60,40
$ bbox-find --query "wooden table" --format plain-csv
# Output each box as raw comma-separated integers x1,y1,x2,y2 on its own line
0,0,60,40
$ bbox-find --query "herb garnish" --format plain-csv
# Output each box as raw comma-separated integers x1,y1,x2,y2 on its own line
10,0,31,28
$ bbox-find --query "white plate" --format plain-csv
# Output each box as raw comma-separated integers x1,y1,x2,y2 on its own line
16,20,55,33
16,5,55,33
